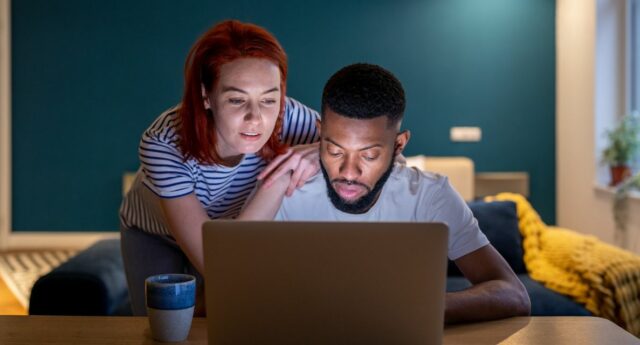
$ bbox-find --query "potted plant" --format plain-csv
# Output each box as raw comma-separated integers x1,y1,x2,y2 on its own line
602,114,640,186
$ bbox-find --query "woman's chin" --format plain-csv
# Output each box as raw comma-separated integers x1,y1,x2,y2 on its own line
236,140,269,155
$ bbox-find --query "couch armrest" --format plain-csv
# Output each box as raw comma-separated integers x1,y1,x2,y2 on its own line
29,239,130,316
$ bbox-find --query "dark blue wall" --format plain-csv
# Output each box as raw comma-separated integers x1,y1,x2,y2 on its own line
12,0,556,231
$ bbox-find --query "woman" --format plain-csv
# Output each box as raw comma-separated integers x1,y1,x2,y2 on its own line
119,20,320,315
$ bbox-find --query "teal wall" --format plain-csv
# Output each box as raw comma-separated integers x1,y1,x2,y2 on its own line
12,0,556,231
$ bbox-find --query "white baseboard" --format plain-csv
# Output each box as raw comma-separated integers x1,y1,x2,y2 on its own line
6,231,120,250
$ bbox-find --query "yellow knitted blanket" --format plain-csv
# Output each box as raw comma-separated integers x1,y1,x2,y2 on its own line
485,193,640,336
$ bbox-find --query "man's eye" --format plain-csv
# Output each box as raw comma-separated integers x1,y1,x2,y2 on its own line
229,98,245,105
363,155,378,162
328,151,342,157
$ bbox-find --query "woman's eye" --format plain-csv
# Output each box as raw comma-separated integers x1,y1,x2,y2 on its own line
328,151,342,157
229,98,245,105
262,99,277,105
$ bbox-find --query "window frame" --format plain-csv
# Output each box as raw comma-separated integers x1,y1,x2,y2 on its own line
629,0,639,115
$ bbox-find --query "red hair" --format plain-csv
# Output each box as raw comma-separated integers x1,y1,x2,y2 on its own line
179,20,288,165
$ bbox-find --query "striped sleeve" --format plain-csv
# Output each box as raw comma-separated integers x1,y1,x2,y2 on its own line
281,97,320,146
138,109,196,198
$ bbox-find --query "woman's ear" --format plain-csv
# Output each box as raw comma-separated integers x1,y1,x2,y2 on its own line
201,84,211,110
394,130,411,156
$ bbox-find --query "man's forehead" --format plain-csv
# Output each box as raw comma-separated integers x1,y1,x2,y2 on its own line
321,116,396,150
322,108,401,130
325,108,398,126
323,137,384,151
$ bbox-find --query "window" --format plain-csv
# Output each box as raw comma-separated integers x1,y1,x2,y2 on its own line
631,0,640,114
594,0,639,185
629,0,640,172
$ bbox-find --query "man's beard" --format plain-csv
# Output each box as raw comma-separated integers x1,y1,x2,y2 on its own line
320,156,395,214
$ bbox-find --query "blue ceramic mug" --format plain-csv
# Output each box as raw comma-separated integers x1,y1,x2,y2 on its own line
145,273,196,342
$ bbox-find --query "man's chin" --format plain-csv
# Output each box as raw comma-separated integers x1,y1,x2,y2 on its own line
336,191,366,204
320,156,395,214
328,189,377,214
337,195,363,205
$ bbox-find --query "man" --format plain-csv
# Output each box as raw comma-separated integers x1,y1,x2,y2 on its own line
241,63,531,323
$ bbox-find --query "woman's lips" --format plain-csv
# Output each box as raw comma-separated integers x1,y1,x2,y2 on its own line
240,132,262,141
334,183,366,201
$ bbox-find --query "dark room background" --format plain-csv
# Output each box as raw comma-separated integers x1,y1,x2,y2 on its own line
11,0,556,231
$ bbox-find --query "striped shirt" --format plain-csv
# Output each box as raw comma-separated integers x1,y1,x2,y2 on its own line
119,97,320,236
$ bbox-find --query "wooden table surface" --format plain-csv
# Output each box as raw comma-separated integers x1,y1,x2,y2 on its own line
0,315,637,344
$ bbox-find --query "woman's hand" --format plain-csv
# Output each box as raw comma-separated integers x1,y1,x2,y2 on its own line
257,142,320,196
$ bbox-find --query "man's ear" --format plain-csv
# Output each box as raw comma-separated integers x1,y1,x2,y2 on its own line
201,84,211,110
394,130,411,156
316,118,322,137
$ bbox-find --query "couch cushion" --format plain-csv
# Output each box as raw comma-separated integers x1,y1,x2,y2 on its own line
448,200,526,275
447,275,591,316
29,239,129,316
518,275,591,316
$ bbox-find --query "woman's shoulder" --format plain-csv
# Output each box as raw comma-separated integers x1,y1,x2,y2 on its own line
281,97,320,145
138,105,189,165
144,105,182,143
284,96,304,109
284,97,319,120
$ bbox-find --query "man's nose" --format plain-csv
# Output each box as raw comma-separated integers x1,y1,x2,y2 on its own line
339,156,362,181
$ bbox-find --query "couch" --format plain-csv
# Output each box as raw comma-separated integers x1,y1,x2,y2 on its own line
449,200,589,316
29,199,590,317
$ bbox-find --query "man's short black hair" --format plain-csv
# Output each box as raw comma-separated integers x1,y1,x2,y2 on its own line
321,63,406,127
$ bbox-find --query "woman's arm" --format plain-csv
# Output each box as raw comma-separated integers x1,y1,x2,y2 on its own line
159,194,209,274
159,172,291,275
238,173,291,220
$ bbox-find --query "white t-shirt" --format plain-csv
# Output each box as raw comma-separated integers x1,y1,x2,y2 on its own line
275,163,489,260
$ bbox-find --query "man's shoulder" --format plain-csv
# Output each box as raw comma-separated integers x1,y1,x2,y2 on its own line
389,163,448,194
276,171,329,220
284,171,327,201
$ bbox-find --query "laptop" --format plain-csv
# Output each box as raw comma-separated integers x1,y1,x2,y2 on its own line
202,221,449,345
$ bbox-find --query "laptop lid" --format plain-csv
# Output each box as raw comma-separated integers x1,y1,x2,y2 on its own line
203,221,448,345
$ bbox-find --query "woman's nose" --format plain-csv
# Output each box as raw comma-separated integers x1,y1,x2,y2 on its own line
244,102,262,123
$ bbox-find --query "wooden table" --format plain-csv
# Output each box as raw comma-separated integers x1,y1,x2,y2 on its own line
0,316,637,344
443,317,638,344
